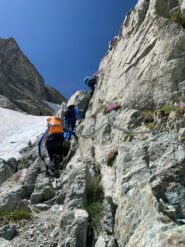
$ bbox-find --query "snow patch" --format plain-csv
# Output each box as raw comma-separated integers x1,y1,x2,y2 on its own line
0,107,47,160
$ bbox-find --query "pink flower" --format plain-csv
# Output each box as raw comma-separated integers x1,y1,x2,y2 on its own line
180,103,185,112
106,102,121,113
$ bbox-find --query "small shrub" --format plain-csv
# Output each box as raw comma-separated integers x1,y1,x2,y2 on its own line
94,162,101,177
0,209,31,221
180,103,185,113
83,178,104,230
42,186,55,201
86,177,103,203
106,150,118,167
168,11,185,27
157,104,183,115
124,133,134,142
84,202,103,230
91,114,96,119
146,122,156,130
140,110,154,123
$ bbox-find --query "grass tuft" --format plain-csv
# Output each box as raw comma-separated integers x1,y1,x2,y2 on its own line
168,11,185,27
0,209,31,221
140,110,154,123
83,178,104,230
106,150,118,167
146,122,156,130
157,104,183,115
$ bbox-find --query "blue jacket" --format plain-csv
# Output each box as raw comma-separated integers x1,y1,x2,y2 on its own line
74,107,83,120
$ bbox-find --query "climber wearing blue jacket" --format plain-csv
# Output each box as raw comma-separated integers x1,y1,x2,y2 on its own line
64,105,83,140
84,74,98,94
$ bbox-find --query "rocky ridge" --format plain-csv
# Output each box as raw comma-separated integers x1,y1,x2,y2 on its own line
1,0,185,246
0,38,66,115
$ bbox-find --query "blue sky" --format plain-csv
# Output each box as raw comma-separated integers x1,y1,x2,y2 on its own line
0,0,137,99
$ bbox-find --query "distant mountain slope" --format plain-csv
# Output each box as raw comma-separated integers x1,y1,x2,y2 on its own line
44,86,66,104
0,38,66,115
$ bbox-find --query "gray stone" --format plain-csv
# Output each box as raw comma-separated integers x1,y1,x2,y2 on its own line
50,227,59,238
0,188,24,211
0,224,16,240
33,203,50,211
31,192,44,205
0,160,40,211
0,159,13,185
0,238,13,247
95,236,106,247
17,199,31,211
101,197,116,234
21,159,41,197
64,162,92,210
31,174,55,204
6,158,18,173
58,209,88,247
67,90,91,116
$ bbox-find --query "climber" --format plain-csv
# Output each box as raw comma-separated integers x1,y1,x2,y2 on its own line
84,74,98,95
64,105,83,140
109,36,118,51
38,116,77,178
64,105,77,131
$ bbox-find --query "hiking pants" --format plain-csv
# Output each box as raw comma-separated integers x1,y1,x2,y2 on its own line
45,134,64,176
65,118,76,132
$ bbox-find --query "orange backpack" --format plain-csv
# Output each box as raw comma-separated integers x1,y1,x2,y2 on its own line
46,116,63,134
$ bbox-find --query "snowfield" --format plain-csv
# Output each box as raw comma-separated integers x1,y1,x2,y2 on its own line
0,107,47,160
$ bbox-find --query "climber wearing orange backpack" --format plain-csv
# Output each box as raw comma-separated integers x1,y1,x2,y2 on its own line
38,116,77,178
38,116,64,178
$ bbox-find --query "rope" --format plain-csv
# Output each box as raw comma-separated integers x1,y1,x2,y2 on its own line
80,117,134,139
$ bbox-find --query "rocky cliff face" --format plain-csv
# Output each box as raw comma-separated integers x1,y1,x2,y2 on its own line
95,0,185,110
0,38,66,115
1,0,185,246
57,0,185,245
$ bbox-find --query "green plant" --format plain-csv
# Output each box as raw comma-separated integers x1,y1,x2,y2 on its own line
91,114,96,119
83,178,104,230
106,150,118,167
42,186,55,201
94,162,101,177
84,202,103,229
168,11,185,27
157,104,183,115
86,177,103,203
0,209,31,221
140,110,154,123
146,122,156,130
